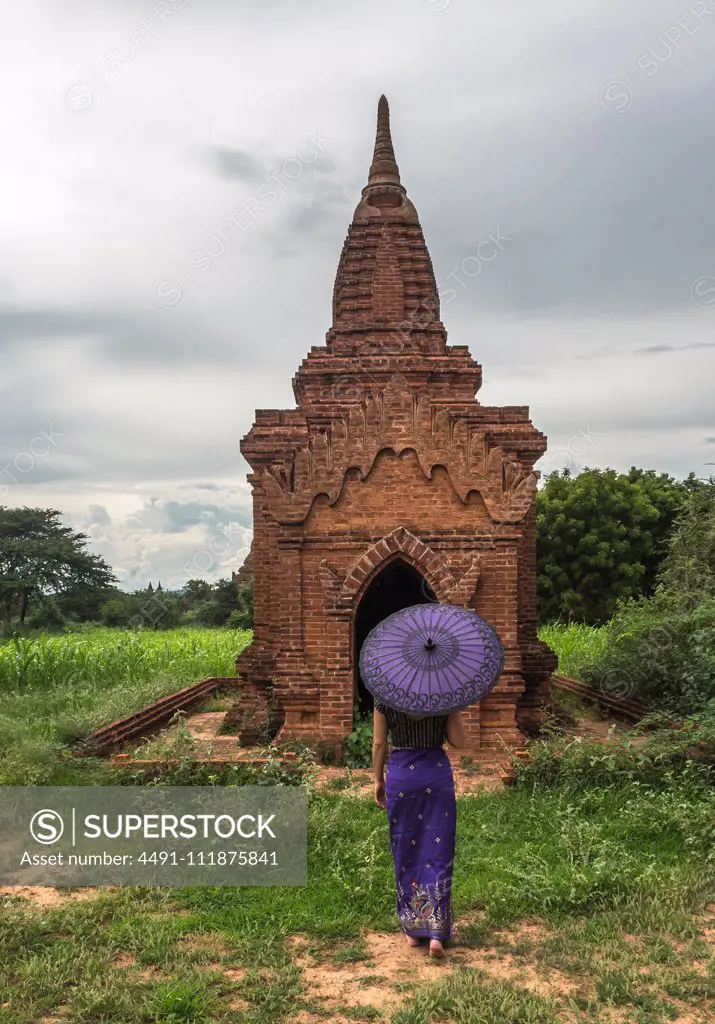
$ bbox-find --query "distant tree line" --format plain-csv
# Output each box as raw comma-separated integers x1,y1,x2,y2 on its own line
1,466,711,634
0,506,252,634
100,576,253,631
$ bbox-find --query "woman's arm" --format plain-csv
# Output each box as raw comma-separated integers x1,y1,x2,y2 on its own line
372,707,388,808
445,709,465,749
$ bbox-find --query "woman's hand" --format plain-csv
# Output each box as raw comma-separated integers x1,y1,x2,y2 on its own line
374,780,386,808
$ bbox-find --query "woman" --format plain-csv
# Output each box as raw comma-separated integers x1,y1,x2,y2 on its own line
373,700,465,958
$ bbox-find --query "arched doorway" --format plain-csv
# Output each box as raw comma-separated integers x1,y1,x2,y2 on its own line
353,557,436,717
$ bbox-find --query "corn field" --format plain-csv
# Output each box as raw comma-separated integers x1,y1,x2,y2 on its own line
0,628,252,775
0,622,603,779
0,627,250,691
538,622,609,679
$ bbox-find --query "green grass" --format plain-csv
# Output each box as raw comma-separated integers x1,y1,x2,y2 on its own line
0,784,712,1023
392,968,559,1024
538,622,609,679
175,783,713,937
0,620,712,1020
0,628,251,778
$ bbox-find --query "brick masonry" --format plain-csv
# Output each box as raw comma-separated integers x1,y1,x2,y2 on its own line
230,96,556,753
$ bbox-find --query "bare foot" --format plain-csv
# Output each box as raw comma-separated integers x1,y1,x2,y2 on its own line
429,939,445,959
406,935,420,947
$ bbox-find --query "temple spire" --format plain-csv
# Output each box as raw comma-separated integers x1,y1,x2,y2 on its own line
328,94,443,343
366,95,403,190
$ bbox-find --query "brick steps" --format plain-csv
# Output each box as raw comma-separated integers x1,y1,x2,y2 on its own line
110,753,299,772
78,670,649,764
77,677,239,757
550,673,648,723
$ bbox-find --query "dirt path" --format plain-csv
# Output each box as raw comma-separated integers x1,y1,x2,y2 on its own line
288,911,714,1024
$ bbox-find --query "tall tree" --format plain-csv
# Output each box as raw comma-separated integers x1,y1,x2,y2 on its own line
197,577,241,627
655,481,715,609
0,507,117,629
181,579,213,607
537,468,698,624
59,582,121,623
624,468,705,595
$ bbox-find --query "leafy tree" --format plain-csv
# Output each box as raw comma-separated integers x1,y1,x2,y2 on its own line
127,587,183,630
537,468,696,624
99,586,186,630
27,595,67,631
655,480,715,609
181,579,213,607
59,582,121,624
101,596,135,627
228,582,253,630
197,577,240,627
0,507,116,630
624,468,705,594
580,483,715,713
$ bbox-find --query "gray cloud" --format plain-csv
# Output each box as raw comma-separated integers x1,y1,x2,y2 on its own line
126,499,251,535
84,505,112,529
279,179,353,237
204,143,338,186
2,0,714,585
205,146,267,182
640,343,715,355
0,304,245,367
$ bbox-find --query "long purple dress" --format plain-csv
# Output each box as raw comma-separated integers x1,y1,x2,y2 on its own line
379,704,456,941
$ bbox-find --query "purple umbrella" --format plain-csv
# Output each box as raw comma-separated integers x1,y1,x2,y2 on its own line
359,603,504,715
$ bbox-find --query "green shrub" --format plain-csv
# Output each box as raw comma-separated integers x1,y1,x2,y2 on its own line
562,485,715,715
580,595,715,713
344,710,374,768
313,739,339,765
656,482,715,607
513,722,715,871
514,714,715,795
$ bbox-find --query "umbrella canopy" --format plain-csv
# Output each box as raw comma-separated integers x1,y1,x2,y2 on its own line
359,603,504,715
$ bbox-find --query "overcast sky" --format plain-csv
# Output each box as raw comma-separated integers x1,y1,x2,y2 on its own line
2,0,714,591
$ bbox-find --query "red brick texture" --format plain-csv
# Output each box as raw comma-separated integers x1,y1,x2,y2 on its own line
232,96,555,753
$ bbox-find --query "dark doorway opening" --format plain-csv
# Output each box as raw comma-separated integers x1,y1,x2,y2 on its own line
354,558,435,718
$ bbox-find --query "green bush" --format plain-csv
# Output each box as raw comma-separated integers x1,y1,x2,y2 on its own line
656,482,715,606
571,485,715,714
26,596,66,632
344,710,374,768
536,468,702,624
515,712,715,793
100,597,131,627
513,716,715,869
578,595,715,713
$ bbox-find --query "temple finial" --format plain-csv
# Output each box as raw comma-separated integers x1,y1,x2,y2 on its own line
367,95,403,189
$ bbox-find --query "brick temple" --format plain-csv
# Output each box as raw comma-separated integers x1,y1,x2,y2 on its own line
230,96,556,754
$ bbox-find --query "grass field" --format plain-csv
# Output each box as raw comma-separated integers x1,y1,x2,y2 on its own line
538,622,608,680
0,625,712,1020
0,629,251,779
0,619,672,782
1,777,713,1023
0,618,693,782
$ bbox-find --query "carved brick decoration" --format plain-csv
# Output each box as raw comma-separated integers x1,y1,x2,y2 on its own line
230,96,556,754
